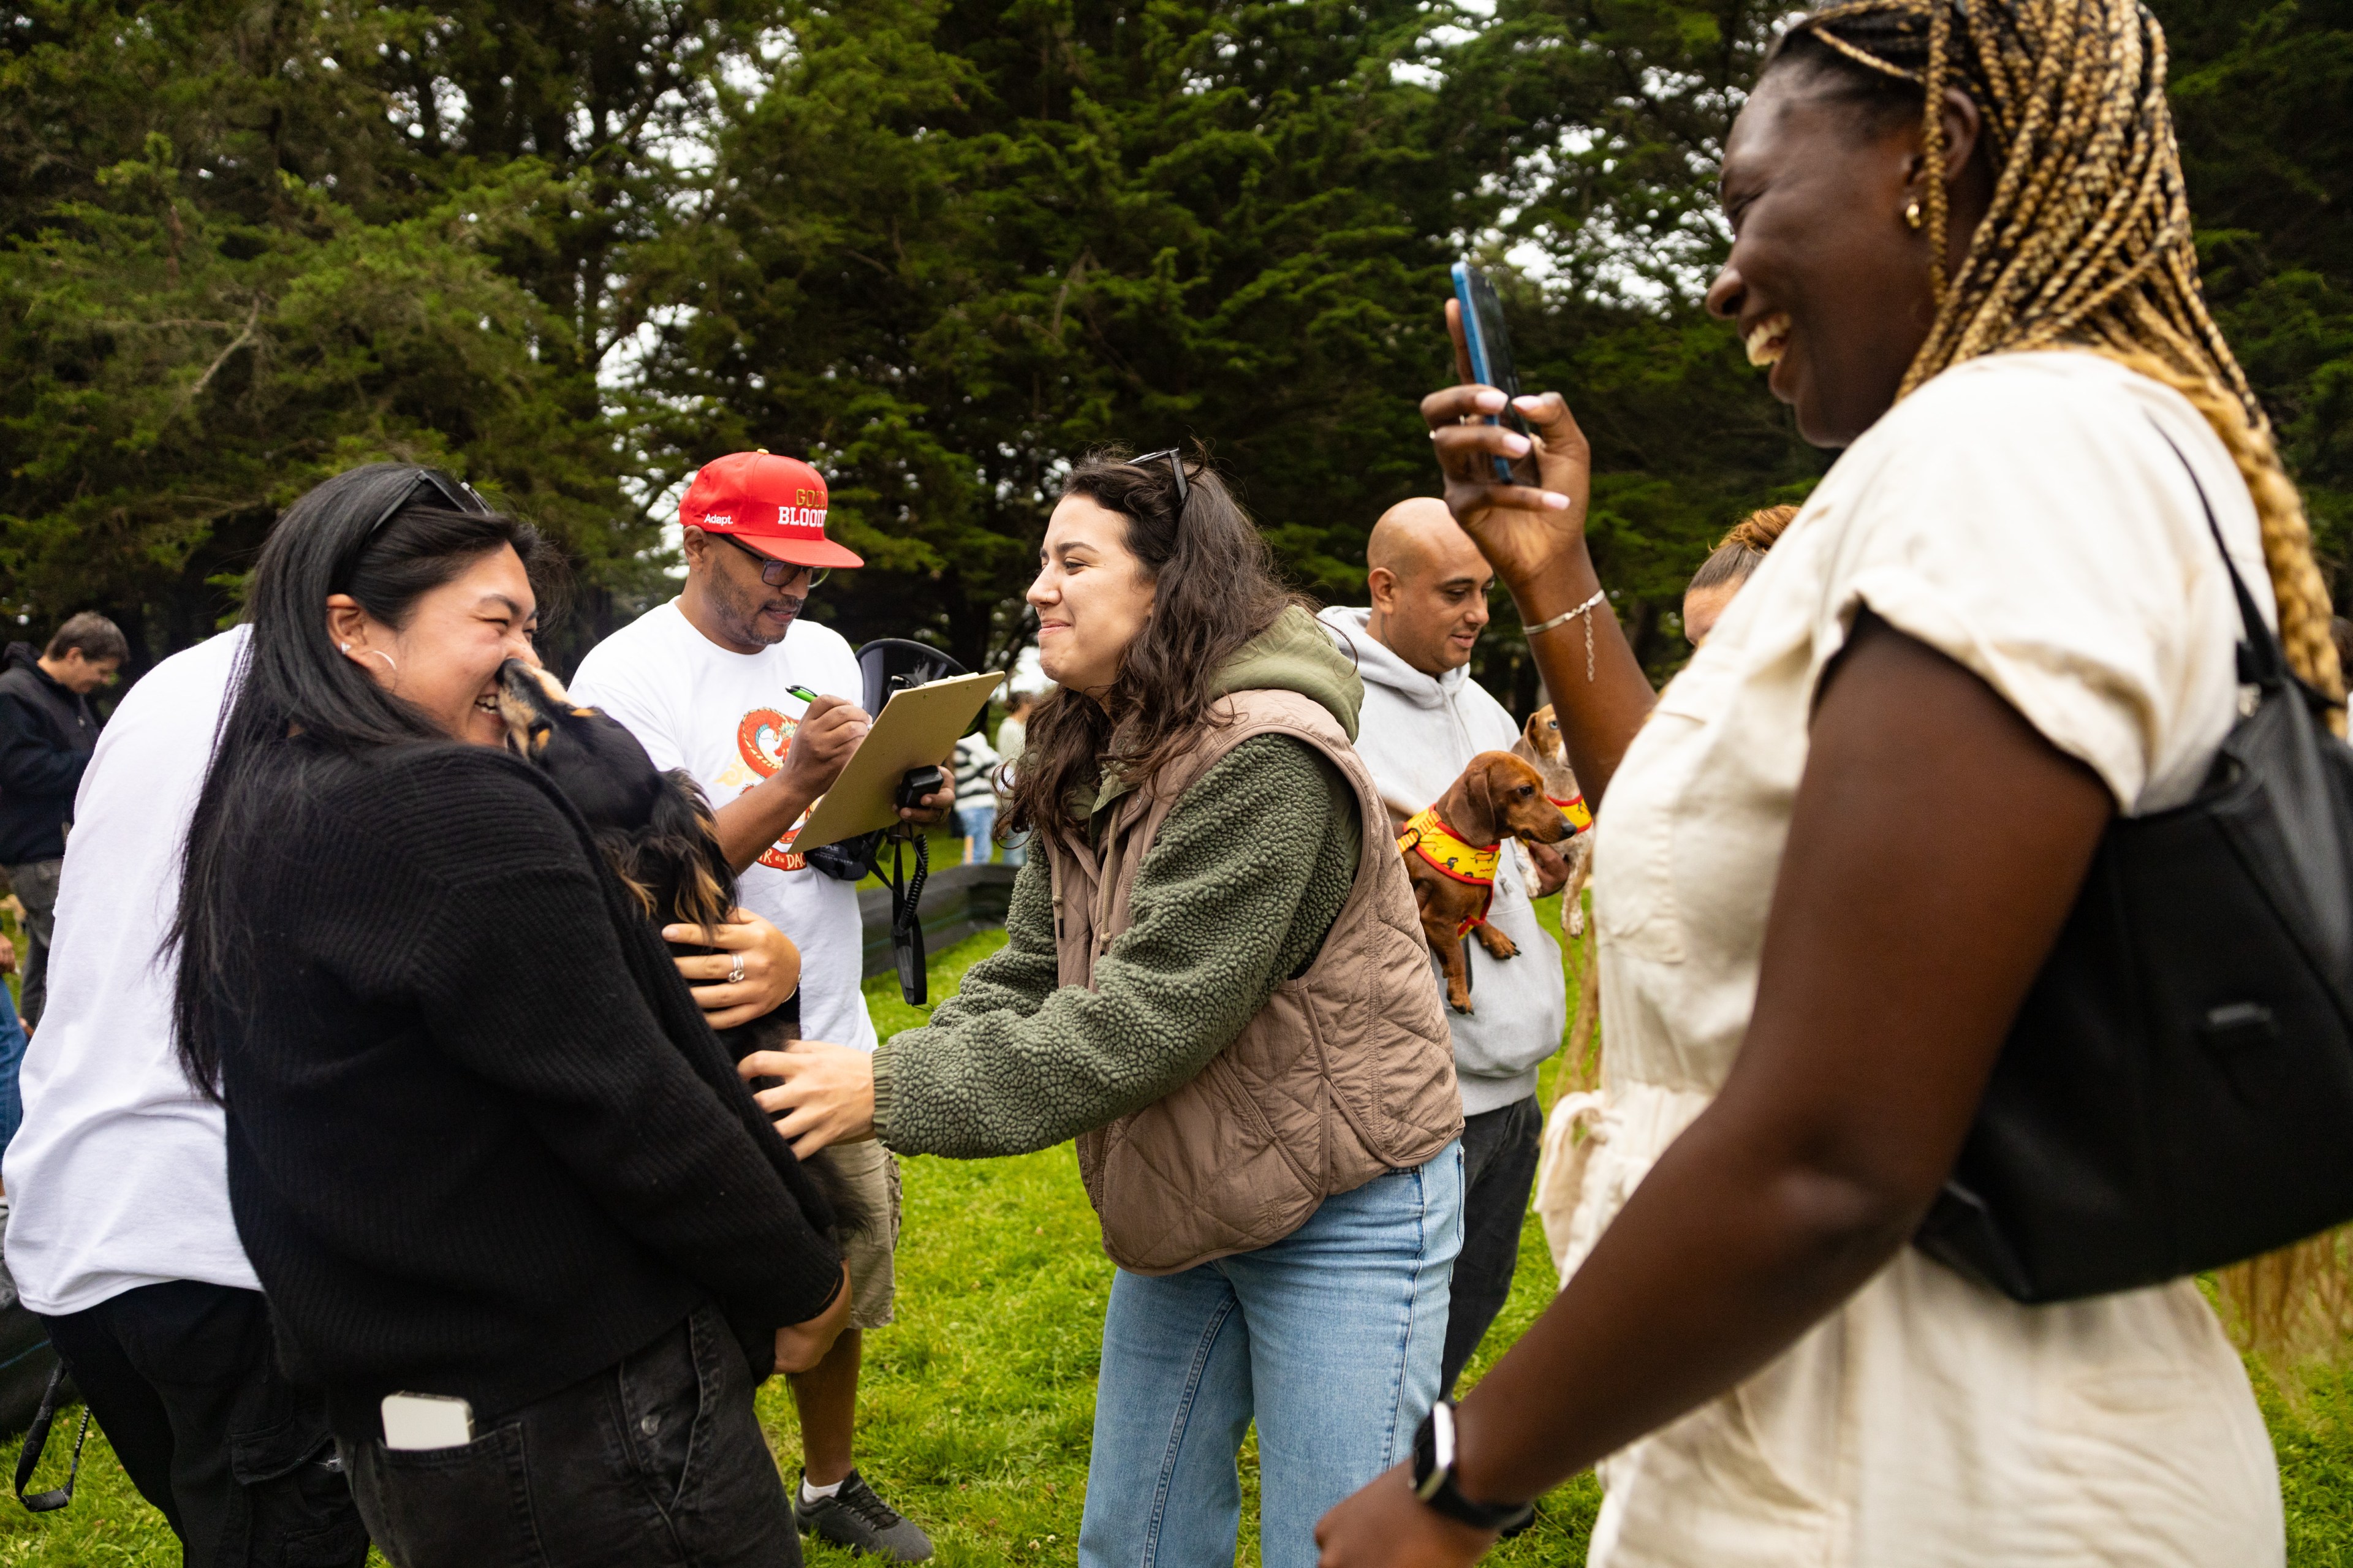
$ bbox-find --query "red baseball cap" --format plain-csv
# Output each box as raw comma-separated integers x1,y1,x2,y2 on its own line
679,450,864,570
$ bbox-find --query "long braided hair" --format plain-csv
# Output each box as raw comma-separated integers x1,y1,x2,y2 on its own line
1770,0,2344,722
1772,1,2347,1358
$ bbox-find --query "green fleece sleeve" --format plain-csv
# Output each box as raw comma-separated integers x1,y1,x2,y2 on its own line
868,852,1060,1138
872,734,1361,1159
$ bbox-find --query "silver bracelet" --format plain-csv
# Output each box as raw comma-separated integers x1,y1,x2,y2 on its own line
1524,588,1610,681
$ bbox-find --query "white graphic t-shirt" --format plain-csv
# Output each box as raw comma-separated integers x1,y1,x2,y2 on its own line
569,599,877,1052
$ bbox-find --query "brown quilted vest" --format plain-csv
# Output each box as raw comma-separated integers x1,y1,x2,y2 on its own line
1047,688,1461,1275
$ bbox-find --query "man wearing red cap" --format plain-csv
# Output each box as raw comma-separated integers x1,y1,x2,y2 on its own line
572,451,942,1561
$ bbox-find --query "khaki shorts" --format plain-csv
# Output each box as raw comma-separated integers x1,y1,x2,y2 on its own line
808,1141,900,1329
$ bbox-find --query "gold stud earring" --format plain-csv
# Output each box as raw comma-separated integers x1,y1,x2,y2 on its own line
1903,198,1924,230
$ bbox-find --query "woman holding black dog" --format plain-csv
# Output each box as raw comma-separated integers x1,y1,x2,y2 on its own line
172,463,851,1567
754,452,1464,1568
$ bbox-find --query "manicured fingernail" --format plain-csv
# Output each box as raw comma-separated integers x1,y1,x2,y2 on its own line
1501,432,1532,456
1473,388,1507,412
1513,395,1547,412
1541,491,1572,510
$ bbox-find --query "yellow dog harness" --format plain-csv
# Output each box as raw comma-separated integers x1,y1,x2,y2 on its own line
1550,793,1593,833
1398,806,1499,937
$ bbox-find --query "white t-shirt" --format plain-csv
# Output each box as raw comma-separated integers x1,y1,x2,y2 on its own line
569,600,877,1052
4,626,260,1315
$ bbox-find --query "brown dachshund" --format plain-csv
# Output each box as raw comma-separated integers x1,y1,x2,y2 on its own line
1398,750,1572,1013
1512,704,1595,936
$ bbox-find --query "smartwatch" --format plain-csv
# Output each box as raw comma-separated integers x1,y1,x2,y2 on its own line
1410,1399,1535,1534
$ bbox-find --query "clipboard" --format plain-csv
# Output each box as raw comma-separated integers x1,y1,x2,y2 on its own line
789,670,1006,852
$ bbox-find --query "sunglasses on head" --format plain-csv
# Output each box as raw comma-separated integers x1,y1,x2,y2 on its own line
365,469,490,541
718,532,830,589
1131,448,1191,517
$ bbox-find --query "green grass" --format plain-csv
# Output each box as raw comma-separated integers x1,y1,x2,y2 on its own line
0,909,2347,1562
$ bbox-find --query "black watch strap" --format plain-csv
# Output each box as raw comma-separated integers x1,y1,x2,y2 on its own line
1411,1402,1535,1534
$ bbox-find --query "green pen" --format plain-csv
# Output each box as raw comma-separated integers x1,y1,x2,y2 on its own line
785,684,820,703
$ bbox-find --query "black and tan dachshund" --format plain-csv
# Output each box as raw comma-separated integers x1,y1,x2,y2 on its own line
491,657,868,1235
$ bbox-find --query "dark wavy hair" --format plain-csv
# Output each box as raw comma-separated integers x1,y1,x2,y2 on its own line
169,463,555,1098
1002,448,1303,848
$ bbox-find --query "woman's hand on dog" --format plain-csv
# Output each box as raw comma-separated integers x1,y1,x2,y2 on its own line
774,1262,854,1375
669,909,801,1029
739,1042,877,1159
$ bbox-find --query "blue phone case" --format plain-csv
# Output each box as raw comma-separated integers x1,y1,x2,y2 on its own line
1450,262,1519,483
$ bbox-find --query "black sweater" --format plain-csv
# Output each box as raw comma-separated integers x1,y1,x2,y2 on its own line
0,643,96,863
213,743,842,1441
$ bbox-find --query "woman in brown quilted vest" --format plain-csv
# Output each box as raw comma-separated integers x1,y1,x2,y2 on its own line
748,450,1466,1568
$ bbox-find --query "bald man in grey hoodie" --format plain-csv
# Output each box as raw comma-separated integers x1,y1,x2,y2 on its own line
1319,499,1569,1395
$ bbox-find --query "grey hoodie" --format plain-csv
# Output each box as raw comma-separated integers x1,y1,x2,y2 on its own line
1317,606,1566,1115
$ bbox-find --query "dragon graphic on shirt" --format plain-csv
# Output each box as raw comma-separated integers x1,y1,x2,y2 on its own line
728,707,808,871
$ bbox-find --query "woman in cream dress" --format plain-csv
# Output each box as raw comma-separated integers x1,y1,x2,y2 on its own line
1316,2,2325,1565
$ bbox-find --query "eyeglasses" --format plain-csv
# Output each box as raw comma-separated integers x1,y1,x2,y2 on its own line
365,468,490,542
1132,448,1190,517
718,532,830,589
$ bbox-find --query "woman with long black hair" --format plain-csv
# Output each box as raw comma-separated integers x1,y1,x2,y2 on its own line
172,463,850,1568
1320,1,2300,1563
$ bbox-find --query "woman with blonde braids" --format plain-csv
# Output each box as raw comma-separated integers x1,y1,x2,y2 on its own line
1318,2,2302,1564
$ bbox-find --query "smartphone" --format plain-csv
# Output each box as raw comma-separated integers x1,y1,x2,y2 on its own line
1450,261,1539,485
382,1392,475,1451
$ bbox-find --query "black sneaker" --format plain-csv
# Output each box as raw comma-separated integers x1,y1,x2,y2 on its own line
795,1468,934,1562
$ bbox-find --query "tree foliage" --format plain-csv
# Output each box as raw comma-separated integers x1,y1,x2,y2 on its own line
1,0,2343,699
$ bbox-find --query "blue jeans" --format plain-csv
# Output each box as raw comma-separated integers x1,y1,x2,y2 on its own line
958,803,997,863
0,981,27,1157
1078,1142,1464,1568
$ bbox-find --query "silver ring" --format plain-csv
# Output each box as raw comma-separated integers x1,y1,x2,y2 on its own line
726,955,747,985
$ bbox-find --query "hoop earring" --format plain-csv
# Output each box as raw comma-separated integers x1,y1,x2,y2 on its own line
1903,198,1924,230
347,646,398,677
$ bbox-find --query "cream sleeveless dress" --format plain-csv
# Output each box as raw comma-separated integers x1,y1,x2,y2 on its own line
1544,352,2287,1566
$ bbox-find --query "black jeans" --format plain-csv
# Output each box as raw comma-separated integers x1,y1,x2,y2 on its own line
1440,1095,1544,1395
343,1302,800,1568
40,1279,369,1568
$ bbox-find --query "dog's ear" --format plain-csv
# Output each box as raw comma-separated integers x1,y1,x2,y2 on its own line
1464,756,1500,839
650,772,737,934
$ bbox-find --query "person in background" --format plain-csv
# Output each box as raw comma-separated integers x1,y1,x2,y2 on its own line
1321,0,2300,1561
952,727,1001,865
8,619,363,1566
1681,505,1798,648
0,612,124,1028
570,450,948,1562
994,691,1038,867
751,450,1464,1568
1318,498,1567,1401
